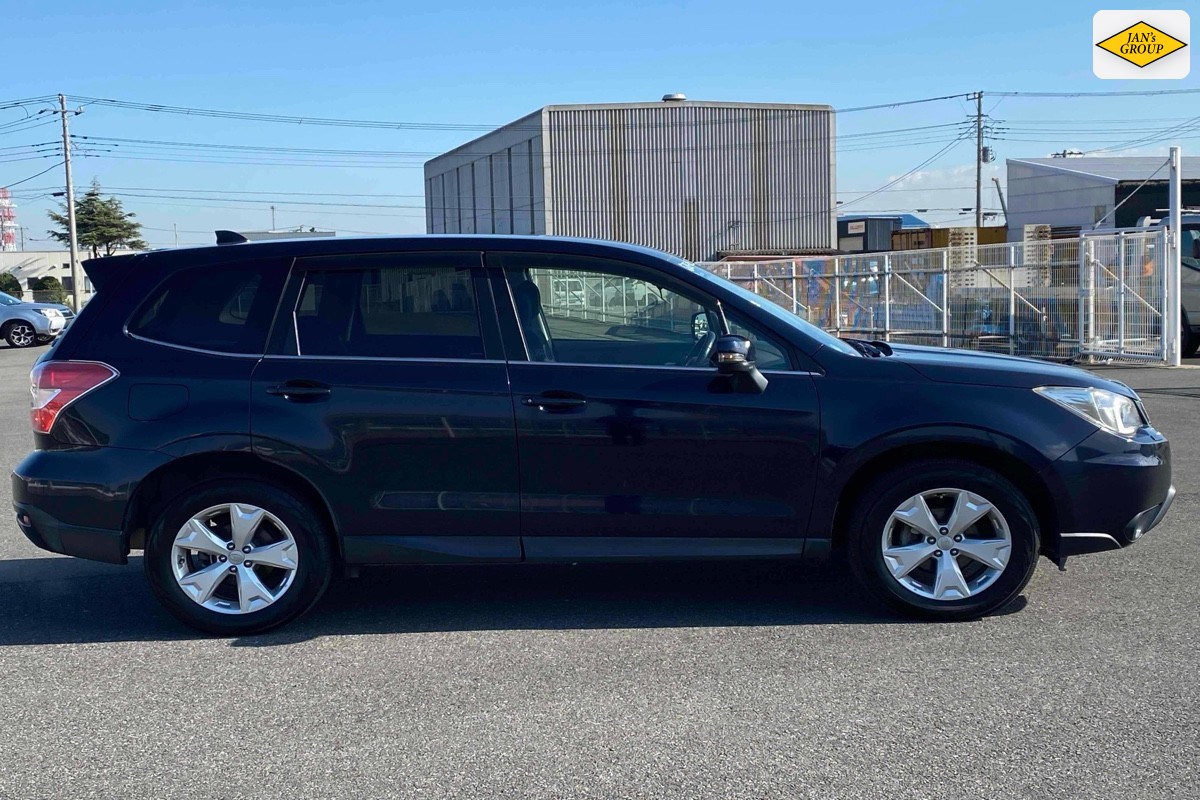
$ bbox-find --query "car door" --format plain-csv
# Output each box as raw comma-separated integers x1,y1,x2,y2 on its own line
250,250,521,564
489,251,821,559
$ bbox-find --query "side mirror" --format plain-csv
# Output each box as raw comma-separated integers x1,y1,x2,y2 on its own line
710,335,768,393
691,311,710,341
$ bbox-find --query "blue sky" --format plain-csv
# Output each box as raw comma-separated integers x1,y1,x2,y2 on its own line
2,0,1196,247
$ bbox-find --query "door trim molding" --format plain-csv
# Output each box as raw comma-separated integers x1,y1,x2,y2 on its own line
522,536,806,562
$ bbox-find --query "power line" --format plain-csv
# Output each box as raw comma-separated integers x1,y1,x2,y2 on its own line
834,93,975,113
6,183,986,201
1085,113,1200,154
2,160,65,190
67,93,971,133
986,88,1200,98
836,133,973,213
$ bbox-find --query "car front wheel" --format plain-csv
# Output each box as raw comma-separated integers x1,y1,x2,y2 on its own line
4,321,37,348
847,459,1040,620
144,480,333,635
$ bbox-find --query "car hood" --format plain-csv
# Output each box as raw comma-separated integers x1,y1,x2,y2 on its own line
20,302,68,314
886,343,1136,396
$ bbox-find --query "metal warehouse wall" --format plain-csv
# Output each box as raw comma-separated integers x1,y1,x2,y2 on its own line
423,101,835,261
545,102,834,261
424,110,547,236
1005,160,1116,240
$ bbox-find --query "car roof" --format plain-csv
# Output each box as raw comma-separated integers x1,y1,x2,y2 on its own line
135,235,686,266
83,235,702,293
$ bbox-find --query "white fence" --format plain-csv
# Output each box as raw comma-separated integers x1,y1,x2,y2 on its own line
699,228,1177,364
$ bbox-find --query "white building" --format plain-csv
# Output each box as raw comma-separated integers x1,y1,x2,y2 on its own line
1006,156,1200,239
0,250,135,303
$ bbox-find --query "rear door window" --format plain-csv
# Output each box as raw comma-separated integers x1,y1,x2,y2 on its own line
128,260,286,354
292,254,484,359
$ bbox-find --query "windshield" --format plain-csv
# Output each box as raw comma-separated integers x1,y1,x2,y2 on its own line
0,293,22,307
683,263,861,356
1183,226,1200,269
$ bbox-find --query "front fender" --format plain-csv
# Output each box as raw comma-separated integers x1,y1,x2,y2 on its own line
806,424,1075,553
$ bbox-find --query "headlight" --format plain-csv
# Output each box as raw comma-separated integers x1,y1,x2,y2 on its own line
1034,386,1143,437
37,309,62,319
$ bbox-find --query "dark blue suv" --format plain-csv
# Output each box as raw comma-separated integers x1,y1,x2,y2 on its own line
13,236,1174,635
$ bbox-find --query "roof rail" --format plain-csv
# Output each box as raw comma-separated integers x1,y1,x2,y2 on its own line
215,230,249,245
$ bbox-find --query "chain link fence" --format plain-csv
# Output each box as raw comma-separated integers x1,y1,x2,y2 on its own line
699,228,1174,364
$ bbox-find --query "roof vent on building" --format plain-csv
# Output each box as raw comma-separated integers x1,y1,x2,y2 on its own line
661,93,687,102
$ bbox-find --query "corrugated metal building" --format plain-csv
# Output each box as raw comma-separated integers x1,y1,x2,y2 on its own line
1006,156,1200,239
424,97,836,261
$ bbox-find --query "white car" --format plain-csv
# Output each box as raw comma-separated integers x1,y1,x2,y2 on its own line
0,292,67,348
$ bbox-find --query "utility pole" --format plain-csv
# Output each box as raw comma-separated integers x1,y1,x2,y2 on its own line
1167,146,1182,366
975,91,983,230
270,205,276,231
992,177,1008,224
173,222,179,247
58,94,83,311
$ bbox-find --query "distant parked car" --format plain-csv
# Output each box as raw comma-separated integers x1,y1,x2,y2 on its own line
0,293,67,348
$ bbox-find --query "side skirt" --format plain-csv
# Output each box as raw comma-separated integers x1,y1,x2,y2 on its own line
523,536,806,562
341,535,809,565
342,535,522,565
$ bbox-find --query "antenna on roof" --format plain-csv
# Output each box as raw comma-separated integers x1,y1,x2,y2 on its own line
215,230,249,245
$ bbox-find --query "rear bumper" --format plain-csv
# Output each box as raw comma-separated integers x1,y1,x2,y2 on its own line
1041,427,1173,559
12,446,173,565
14,502,126,564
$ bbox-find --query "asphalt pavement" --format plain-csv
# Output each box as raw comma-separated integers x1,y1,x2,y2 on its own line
0,343,1197,799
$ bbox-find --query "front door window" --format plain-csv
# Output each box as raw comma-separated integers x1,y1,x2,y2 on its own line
498,254,790,370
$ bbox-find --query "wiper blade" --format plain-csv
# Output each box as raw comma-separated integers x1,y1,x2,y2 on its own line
869,339,893,356
842,338,883,357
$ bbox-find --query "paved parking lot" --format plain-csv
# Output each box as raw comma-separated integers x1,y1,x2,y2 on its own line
0,343,1197,799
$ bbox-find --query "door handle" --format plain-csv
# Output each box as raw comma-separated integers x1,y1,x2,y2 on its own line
522,393,587,412
267,382,332,402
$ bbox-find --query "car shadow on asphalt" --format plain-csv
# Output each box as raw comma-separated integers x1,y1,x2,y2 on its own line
0,555,1027,646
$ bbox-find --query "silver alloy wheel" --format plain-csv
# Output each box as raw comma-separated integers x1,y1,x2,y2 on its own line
8,323,34,347
170,503,299,615
880,488,1012,601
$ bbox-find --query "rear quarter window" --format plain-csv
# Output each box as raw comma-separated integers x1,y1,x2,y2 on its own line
128,261,286,354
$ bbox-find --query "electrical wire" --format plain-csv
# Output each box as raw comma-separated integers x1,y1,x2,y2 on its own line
2,160,65,190
835,133,973,213
67,93,970,133
986,88,1200,98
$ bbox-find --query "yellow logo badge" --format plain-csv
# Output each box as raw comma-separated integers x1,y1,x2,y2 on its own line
1096,20,1188,68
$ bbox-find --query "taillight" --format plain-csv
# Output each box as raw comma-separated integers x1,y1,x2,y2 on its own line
30,361,118,435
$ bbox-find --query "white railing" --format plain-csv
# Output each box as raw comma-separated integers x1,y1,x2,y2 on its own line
699,228,1176,364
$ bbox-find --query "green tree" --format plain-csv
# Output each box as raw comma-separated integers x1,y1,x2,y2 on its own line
47,180,147,258
0,272,22,299
31,276,68,305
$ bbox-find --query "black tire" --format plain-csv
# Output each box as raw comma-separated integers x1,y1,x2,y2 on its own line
1182,313,1198,359
846,459,1040,621
144,480,333,636
4,321,37,348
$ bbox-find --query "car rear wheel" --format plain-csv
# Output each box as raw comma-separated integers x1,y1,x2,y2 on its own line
847,459,1039,620
144,480,333,636
4,321,37,348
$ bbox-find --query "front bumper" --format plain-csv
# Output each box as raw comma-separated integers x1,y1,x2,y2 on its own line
1041,426,1173,559
31,315,65,336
